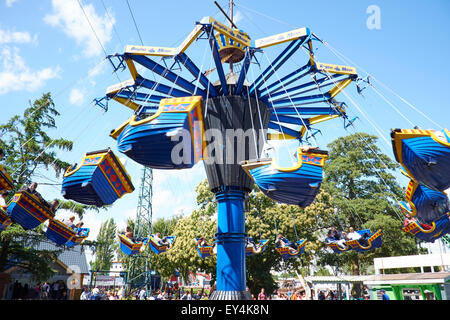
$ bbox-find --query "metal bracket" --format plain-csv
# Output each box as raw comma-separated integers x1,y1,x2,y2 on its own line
93,96,108,111
106,54,126,73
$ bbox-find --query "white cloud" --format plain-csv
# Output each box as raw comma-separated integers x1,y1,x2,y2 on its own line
88,59,107,78
0,28,37,45
69,88,85,106
233,10,244,25
44,0,115,58
5,0,18,7
0,46,60,95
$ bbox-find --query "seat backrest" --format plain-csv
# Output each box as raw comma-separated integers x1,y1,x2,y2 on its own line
357,229,371,237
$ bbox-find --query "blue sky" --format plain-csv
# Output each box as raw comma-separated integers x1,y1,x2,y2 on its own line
1,0,449,260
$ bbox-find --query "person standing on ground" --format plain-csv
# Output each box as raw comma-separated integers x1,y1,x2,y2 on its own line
258,288,267,300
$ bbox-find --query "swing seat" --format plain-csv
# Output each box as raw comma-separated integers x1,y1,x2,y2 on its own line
148,234,176,254
46,219,77,246
195,238,216,258
66,228,90,247
402,214,450,243
346,229,383,253
246,239,269,256
404,178,449,225
275,239,307,260
391,128,450,191
110,96,206,169
7,191,53,230
0,208,12,231
0,165,14,194
325,240,351,253
242,148,328,207
118,234,150,256
61,148,134,207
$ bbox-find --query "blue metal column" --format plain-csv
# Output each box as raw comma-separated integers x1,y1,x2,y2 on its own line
213,187,249,299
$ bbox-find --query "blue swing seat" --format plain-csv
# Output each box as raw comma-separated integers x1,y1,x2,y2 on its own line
325,239,351,253
148,234,176,254
403,214,450,243
110,96,206,169
195,238,216,258
346,229,383,253
118,234,150,256
242,148,328,207
7,191,53,230
0,165,14,194
0,208,12,231
46,219,77,246
404,178,449,225
326,229,382,253
391,128,450,191
66,228,90,247
275,239,307,260
246,239,269,256
61,148,134,207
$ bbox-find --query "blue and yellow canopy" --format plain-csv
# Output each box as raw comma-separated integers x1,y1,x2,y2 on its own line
111,96,206,169
242,147,327,207
391,128,450,192
7,191,53,230
62,148,134,206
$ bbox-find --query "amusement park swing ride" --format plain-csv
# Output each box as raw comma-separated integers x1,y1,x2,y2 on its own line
0,1,449,300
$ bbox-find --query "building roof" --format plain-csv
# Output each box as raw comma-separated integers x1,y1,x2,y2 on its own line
305,275,373,284
363,272,450,285
305,272,450,285
35,241,90,274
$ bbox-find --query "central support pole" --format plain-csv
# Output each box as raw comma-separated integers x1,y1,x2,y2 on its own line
210,186,249,299
203,94,270,300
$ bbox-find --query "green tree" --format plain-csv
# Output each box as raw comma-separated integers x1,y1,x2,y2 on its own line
0,93,90,281
151,180,335,297
0,93,73,185
317,132,418,297
245,186,335,296
151,181,216,285
91,218,117,271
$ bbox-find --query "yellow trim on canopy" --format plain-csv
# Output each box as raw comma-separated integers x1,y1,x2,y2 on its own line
267,133,297,140
392,129,450,167
240,148,327,177
329,79,354,98
254,27,309,49
112,97,140,111
403,220,437,234
177,24,204,54
109,95,203,138
63,150,134,195
0,165,13,183
63,151,107,178
208,17,251,48
316,62,357,76
272,147,327,172
125,45,177,57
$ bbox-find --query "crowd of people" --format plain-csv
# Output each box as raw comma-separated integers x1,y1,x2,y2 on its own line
5,282,374,300
74,285,374,300
80,287,124,300
6,280,69,300
80,285,211,300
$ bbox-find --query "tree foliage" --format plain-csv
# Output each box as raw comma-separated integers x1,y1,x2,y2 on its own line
0,93,90,280
91,218,117,271
317,132,419,296
116,132,421,298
